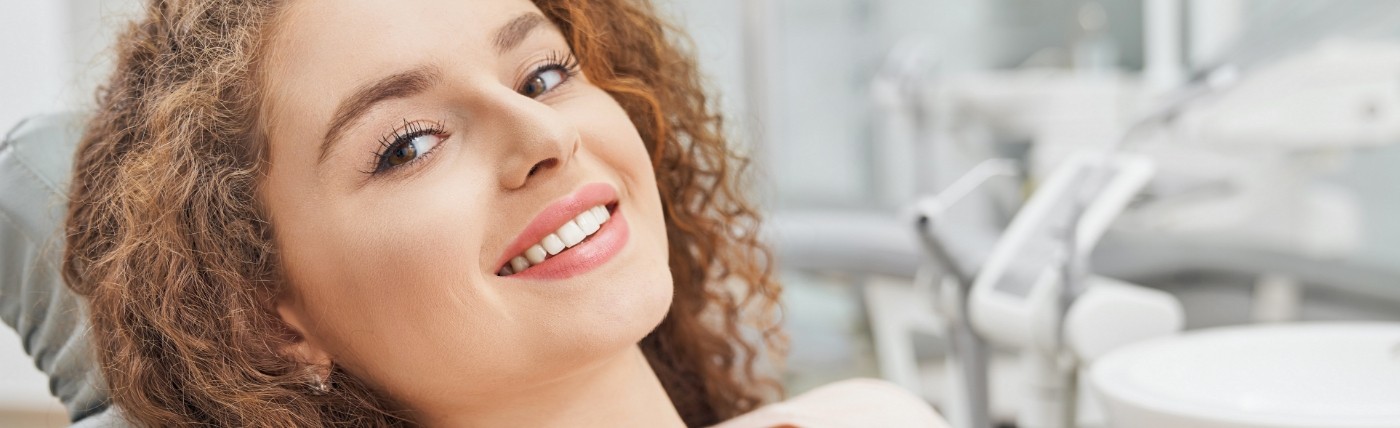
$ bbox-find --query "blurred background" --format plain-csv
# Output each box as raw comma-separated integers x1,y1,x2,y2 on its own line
5,0,1400,427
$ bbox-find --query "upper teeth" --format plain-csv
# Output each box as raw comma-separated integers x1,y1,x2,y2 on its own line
501,205,611,276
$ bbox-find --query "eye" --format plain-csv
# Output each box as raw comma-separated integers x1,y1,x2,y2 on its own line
520,67,570,98
376,131,443,173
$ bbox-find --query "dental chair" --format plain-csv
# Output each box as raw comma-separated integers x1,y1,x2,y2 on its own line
1,114,125,426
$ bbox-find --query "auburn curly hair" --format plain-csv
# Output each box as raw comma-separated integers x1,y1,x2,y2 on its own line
62,0,785,426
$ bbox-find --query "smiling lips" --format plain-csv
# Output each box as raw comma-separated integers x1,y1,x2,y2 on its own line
500,204,611,275
495,183,629,280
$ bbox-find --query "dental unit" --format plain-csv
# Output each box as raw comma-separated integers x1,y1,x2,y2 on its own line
913,153,1183,428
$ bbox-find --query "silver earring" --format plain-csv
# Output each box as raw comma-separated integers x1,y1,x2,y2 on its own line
308,367,331,395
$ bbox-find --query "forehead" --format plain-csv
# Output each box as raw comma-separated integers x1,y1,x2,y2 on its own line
261,0,542,132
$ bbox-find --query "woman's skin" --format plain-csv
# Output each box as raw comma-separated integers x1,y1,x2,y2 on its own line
259,0,679,425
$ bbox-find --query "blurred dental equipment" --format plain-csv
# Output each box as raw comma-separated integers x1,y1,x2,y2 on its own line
773,4,1400,428
1092,322,1400,428
965,154,1178,428
913,153,1183,428
924,33,1400,425
908,158,1016,428
936,34,1400,308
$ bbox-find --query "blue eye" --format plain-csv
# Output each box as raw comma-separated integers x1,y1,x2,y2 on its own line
521,67,570,98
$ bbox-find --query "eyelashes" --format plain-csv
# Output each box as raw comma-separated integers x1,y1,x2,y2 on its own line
365,119,448,175
521,51,580,99
363,51,581,178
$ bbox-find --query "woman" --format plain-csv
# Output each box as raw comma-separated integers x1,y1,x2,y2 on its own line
63,0,944,426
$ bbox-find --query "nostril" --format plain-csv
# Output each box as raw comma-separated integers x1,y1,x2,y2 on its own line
527,158,558,177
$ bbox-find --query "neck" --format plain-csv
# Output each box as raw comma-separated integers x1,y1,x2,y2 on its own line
420,345,685,428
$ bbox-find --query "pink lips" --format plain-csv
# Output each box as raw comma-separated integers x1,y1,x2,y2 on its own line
494,183,629,280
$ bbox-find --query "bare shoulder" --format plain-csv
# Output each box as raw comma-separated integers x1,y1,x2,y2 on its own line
711,378,951,428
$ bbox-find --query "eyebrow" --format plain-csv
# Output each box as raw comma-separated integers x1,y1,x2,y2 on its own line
494,13,548,54
317,12,550,164
319,66,441,164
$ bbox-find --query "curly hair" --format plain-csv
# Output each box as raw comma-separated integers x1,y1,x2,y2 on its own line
62,0,786,426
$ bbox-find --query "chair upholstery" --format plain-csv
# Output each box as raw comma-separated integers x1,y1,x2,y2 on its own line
1,114,121,426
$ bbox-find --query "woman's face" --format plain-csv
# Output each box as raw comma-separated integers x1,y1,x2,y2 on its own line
258,0,673,412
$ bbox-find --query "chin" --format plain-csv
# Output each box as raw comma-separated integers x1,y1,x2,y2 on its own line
561,264,673,357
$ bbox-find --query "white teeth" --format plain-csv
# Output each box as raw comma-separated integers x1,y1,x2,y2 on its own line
524,245,547,264
541,234,565,255
510,256,530,274
500,204,613,276
557,221,586,247
577,211,601,234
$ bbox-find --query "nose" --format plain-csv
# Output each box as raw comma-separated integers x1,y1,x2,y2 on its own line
490,89,579,190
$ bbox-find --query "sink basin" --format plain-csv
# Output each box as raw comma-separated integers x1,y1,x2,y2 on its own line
1090,322,1400,428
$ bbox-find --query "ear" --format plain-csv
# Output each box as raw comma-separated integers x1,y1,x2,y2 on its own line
275,298,334,370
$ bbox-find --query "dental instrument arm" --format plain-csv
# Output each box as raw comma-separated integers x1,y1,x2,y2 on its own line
966,153,1181,428
909,158,1019,428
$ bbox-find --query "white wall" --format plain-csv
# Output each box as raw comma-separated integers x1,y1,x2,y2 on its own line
1,0,140,133
1,2,72,135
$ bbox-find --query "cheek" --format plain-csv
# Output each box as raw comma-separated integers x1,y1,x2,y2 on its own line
568,89,662,212
336,176,492,289
274,173,504,375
